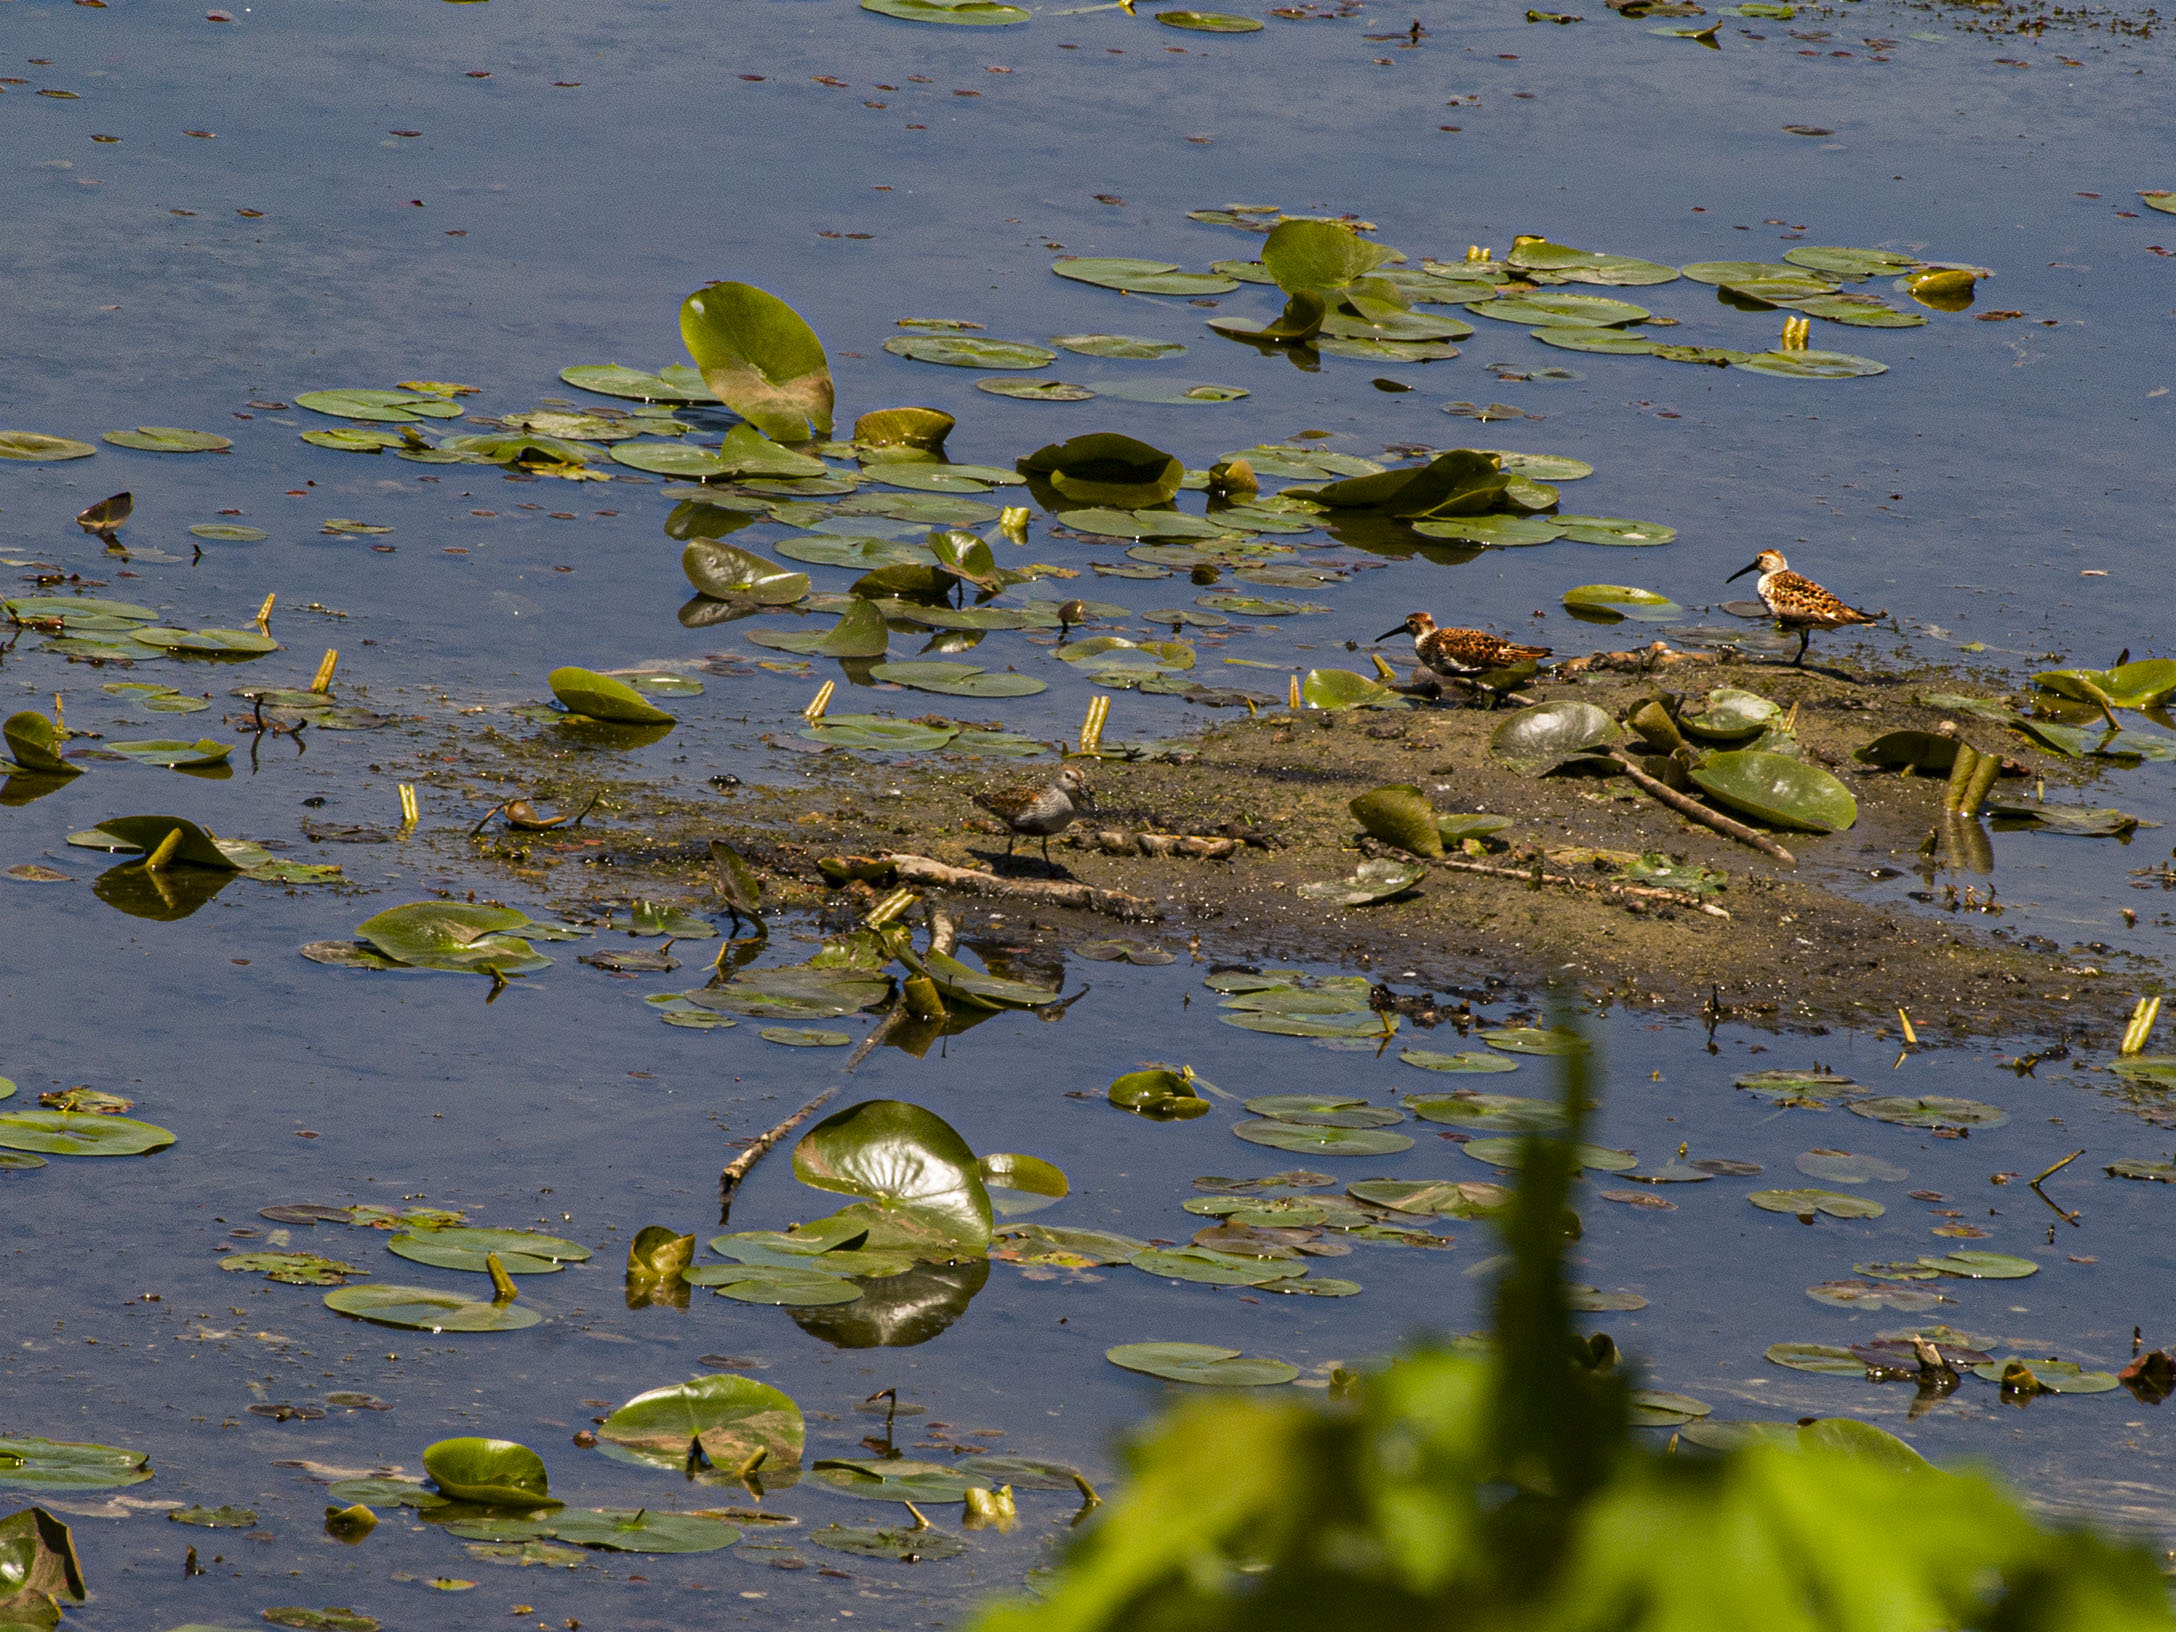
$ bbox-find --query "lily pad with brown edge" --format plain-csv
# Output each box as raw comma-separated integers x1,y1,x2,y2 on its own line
1108,1068,1212,1120
0,1436,153,1491
220,1251,367,1286
595,1374,803,1476
1749,1188,1886,1220
1489,701,1617,775
423,1439,561,1510
1689,750,1856,832
1806,1280,1949,1312
323,1285,542,1332
1296,858,1424,906
679,283,833,442
1106,1341,1297,1385
1348,784,1445,858
1762,1342,1867,1375
1463,1137,1633,1173
262,1609,380,1631
1847,1095,2008,1130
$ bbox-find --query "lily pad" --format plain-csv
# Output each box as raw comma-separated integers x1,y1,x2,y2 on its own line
561,364,717,403
811,1459,980,1502
862,0,1032,22
0,1436,152,1490
1806,1280,1948,1311
296,389,464,423
801,715,955,751
1552,514,1677,546
978,378,1096,400
1348,784,1445,858
1921,1251,2037,1280
1506,242,1681,286
355,903,551,977
1733,349,1888,379
103,427,231,453
1689,750,1855,832
1763,1343,1869,1375
680,283,833,441
1106,1343,1300,1387
793,1099,994,1257
1296,858,1424,906
1053,258,1239,297
1735,1068,1859,1103
1970,1359,2119,1394
1784,246,1923,278
388,1227,590,1274
1478,292,1651,327
805,1524,967,1561
423,1439,560,1509
1748,1188,1887,1219
682,540,810,606
1531,328,1659,355
546,1509,740,1553
1793,1150,1907,1184
1021,433,1185,507
1489,702,1616,774
1156,7,1264,25
1848,1095,2008,1130
1108,1069,1212,1120
324,1286,542,1332
1562,585,1680,622
106,739,233,768
885,336,1055,370
219,1251,366,1286
1411,514,1568,547
0,1111,175,1157
1405,1094,1565,1134
1479,1027,1588,1056
1052,334,1187,359
0,432,97,461
1400,1052,1523,1079
759,1027,852,1047
695,966,893,1020
1235,1121,1415,1156
1463,1137,1634,1173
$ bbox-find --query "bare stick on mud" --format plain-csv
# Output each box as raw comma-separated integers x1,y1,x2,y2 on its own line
1426,852,1730,919
1605,751,1796,866
719,1087,838,1225
880,852,1160,921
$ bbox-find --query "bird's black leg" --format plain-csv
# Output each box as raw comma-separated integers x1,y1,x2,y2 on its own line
1005,834,1017,858
1041,835,1054,872
1793,628,1810,668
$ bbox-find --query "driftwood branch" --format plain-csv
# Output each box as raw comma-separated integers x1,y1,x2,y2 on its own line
1426,851,1730,919
879,853,1161,921
719,1087,838,1225
1606,751,1797,865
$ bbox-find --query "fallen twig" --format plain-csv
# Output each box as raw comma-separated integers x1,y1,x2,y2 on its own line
1424,850,1730,919
1606,750,1796,865
843,1002,907,1075
879,852,1160,921
719,1087,838,1225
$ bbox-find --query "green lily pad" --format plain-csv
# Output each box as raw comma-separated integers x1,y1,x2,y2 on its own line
1506,242,1681,286
1220,1010,1389,1039
1348,784,1445,857
1763,1343,1867,1375
546,666,674,727
1921,1251,2037,1280
680,282,833,441
2,713,76,776
424,1439,560,1509
1478,293,1651,327
869,660,1045,698
1489,702,1617,774
1562,584,1680,622
1406,1094,1564,1134
1733,349,1888,379
1052,258,1239,297
0,432,97,461
885,336,1055,370
547,1509,740,1553
0,1436,152,1490
262,1611,379,1630
326,1478,447,1509
1805,1280,1946,1311
1629,1389,1713,1427
1689,749,1855,832
296,389,464,423
1480,1027,1589,1056
1531,328,1658,355
1735,1068,1859,1102
1156,7,1264,25
596,1374,802,1472
862,0,1031,21
104,426,232,453
388,1227,590,1274
1969,1359,2119,1394
1108,1068,1212,1120
0,1111,175,1157
977,378,1096,400
1793,1149,1906,1184
1052,334,1187,359
693,966,893,1020
1680,688,1784,741
1345,1178,1507,1218
811,1459,980,1502
219,1251,366,1286
106,739,232,768
1106,1342,1296,1385
683,1264,862,1305
1400,1052,1523,1078
1784,246,1923,278
2036,659,2176,710
1748,1188,1887,1219
794,1098,993,1257
1090,379,1251,405
800,715,955,751
130,627,279,654
1551,514,1676,546
1021,432,1185,507
1681,261,1802,285
681,540,810,606
560,364,716,402
354,902,551,977
1848,1095,2008,1130
1463,1137,1634,1172
1235,1121,1415,1156
1131,1246,1309,1285
324,1286,542,1332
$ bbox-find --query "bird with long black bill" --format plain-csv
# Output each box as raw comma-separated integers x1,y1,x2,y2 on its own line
1378,611,1552,696
1725,549,1885,667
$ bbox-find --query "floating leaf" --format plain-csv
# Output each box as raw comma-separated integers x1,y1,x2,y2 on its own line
812,1459,981,1501
0,1111,175,1157
1762,1343,1867,1375
1793,1149,1907,1185
424,1439,560,1509
1020,433,1185,508
1108,1069,1212,1120
862,0,1031,22
886,336,1055,370
296,389,463,423
2,713,76,776
794,1099,994,1257
1052,334,1186,359
1053,258,1238,297
355,903,551,977
1806,1280,1946,1311
1562,584,1681,622
1156,7,1264,25
1464,1137,1633,1173
800,715,954,751
103,427,231,453
546,666,676,725
1921,1251,2037,1280
324,1285,542,1332
1235,1121,1415,1156
1405,1094,1564,1135
1479,1027,1588,1057
106,739,233,768
1970,1358,2119,1394
680,283,833,441
0,1436,152,1490
219,1251,366,1286
388,1226,590,1274
806,1524,966,1561
547,1509,740,1553
0,432,97,461
1848,1095,2009,1130
978,378,1095,400
681,540,810,605
1749,1188,1887,1220
1733,349,1888,379
1106,1342,1297,1385
1506,242,1680,286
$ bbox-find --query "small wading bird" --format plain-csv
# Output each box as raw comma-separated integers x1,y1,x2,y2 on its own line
1725,548,1886,667
974,765,1095,870
1378,612,1552,699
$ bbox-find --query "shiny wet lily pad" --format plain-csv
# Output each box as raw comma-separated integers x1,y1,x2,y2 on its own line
1295,858,1423,906
1478,1026,1588,1056
1847,1095,2008,1130
0,1436,153,1490
885,336,1054,369
323,1285,543,1332
0,432,98,461
1749,1188,1886,1219
1733,349,1888,379
1106,1342,1297,1384
1689,750,1856,832
0,1110,176,1156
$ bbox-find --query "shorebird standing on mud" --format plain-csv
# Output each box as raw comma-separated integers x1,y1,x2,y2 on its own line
1378,611,1552,700
973,764,1095,870
1726,549,1886,667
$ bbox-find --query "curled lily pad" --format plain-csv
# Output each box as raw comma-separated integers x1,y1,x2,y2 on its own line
1848,1096,2008,1130
1562,585,1680,622
547,668,675,725
324,1286,542,1332
1748,1188,1887,1219
1020,433,1185,507
1348,785,1445,858
1109,1069,1212,1120
794,1099,994,1257
424,1439,560,1509
1680,688,1783,740
1489,702,1617,774
682,540,810,605
1689,750,1856,832
3,713,77,776
1297,858,1423,905
2036,659,2176,710
1106,1342,1296,1385
1303,668,1402,711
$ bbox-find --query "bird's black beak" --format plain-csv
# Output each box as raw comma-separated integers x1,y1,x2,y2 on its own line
1725,560,1761,583
1375,625,1409,643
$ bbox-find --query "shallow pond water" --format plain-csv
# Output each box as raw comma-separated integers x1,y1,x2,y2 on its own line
3,0,2175,1622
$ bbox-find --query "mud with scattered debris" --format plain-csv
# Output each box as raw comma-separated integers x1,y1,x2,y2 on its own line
408,657,2165,1049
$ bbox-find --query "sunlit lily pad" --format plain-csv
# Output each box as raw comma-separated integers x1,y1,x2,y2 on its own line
1479,1026,1588,1056
1552,514,1676,546
1477,293,1651,327
682,540,810,606
886,336,1055,370
560,365,717,403
1784,246,1923,279
1680,261,1802,285
1562,584,1680,622
220,1251,366,1286
0,1110,175,1156
1489,704,1616,775
1847,1095,2008,1130
1806,1280,1947,1311
107,739,232,768
548,1509,741,1553
1968,1358,2118,1394
812,1459,980,1501
862,0,1031,22
1689,750,1855,832
296,389,464,423
1531,328,1658,355
1735,1068,1859,1102
104,426,232,453
1235,1120,1414,1156
1106,1342,1296,1384
1405,1095,1565,1135
424,1439,560,1509
1052,334,1186,359
1053,259,1240,297
1763,1342,1867,1375
0,1436,152,1490
1733,349,1888,379
1090,379,1250,405
1296,858,1423,906
977,379,1096,401
356,903,552,977
324,1286,542,1332
389,1227,589,1274
0,432,97,461
130,626,279,654
1920,1251,2037,1280
1156,7,1264,25
801,716,956,751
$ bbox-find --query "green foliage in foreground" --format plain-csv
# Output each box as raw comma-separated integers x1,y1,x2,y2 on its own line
974,1041,2172,1632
